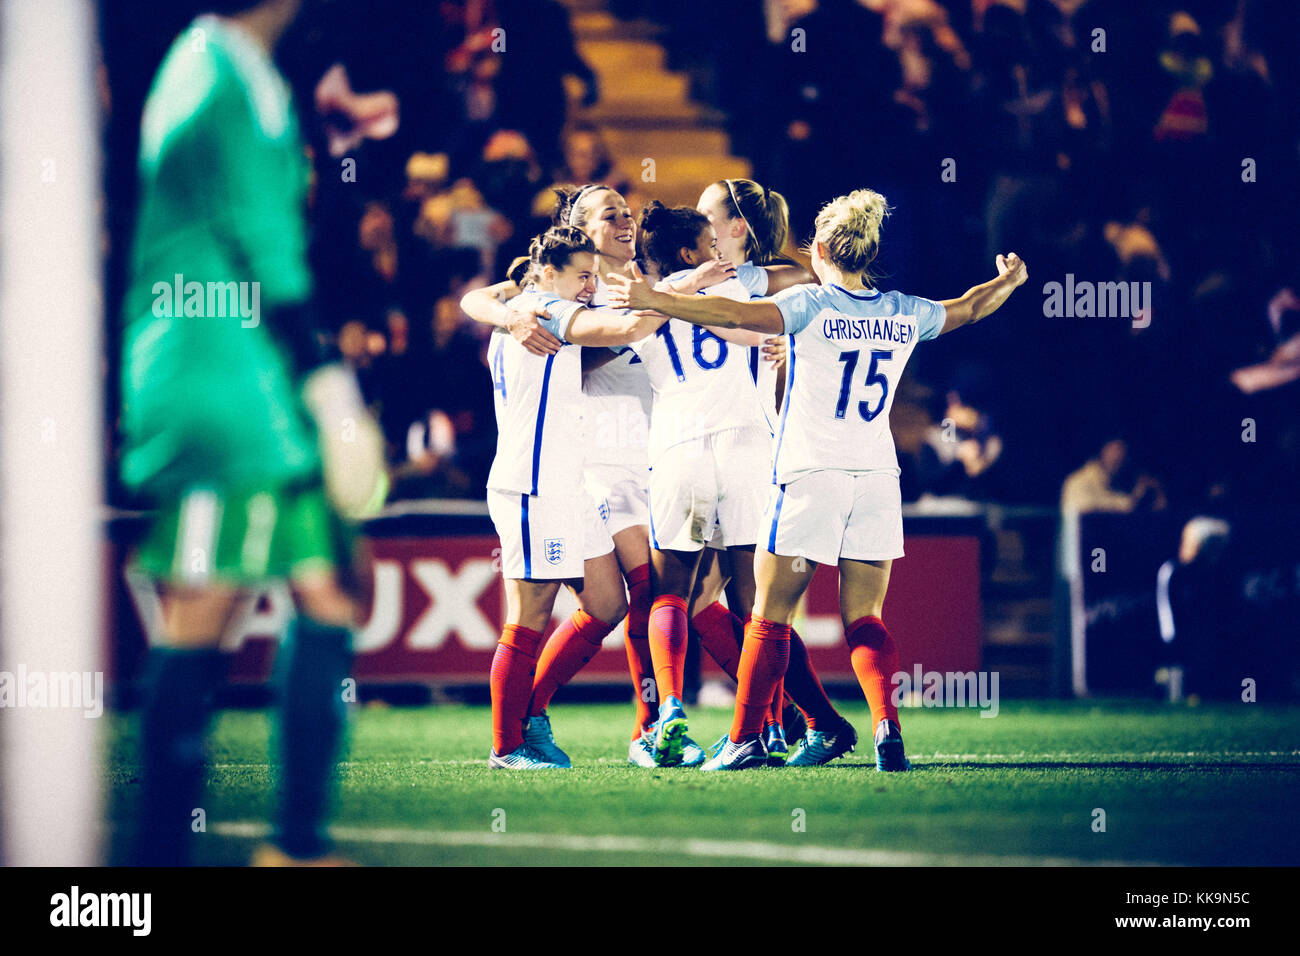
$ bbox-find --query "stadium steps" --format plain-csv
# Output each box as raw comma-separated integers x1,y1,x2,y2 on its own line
983,523,1057,695
561,0,751,207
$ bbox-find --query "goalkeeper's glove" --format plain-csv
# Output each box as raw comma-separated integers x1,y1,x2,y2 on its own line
300,363,390,521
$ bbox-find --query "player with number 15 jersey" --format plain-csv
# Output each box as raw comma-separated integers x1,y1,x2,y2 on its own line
607,188,1029,772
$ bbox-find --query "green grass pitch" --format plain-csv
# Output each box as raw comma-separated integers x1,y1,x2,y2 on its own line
105,700,1300,866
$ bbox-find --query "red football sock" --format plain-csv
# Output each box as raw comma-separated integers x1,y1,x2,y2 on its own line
766,676,785,729
529,609,615,716
845,615,900,728
730,617,791,741
739,612,777,726
490,624,543,755
624,564,656,736
783,629,840,730
692,601,743,681
648,594,689,703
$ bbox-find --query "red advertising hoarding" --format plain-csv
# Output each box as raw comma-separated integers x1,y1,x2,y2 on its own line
110,529,981,687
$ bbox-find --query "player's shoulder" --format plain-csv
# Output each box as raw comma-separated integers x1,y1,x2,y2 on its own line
509,288,582,311
735,261,770,297
772,281,828,306
144,17,289,153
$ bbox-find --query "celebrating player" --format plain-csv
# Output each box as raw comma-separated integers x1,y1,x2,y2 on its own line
608,189,1029,771
483,226,670,768
631,201,855,766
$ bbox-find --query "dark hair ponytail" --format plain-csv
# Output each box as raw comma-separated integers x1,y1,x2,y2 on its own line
506,255,532,287
528,226,596,276
714,178,790,266
638,200,710,278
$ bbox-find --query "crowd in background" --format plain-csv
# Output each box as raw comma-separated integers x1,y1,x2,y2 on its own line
102,0,1300,518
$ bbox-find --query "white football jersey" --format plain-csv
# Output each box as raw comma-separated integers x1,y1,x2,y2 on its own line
582,274,652,467
734,263,780,432
486,289,588,496
769,283,946,483
734,261,770,298
629,271,767,465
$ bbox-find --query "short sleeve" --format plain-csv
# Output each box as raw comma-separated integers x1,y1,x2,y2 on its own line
737,263,769,298
530,294,585,341
772,284,817,335
901,293,947,342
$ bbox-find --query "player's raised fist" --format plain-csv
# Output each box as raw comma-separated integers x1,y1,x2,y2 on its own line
996,252,1028,286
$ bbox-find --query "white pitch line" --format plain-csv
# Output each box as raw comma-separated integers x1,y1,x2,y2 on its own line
924,752,1300,760
211,821,1163,867
204,751,1300,771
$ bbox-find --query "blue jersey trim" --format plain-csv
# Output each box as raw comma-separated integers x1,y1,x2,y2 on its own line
520,494,532,578
647,466,661,550
771,335,795,482
767,483,787,553
831,284,881,301
530,354,556,495
748,345,759,384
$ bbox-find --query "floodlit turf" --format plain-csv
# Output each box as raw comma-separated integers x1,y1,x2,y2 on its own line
104,700,1300,866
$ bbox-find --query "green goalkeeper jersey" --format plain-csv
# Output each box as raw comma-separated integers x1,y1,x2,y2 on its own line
120,15,320,500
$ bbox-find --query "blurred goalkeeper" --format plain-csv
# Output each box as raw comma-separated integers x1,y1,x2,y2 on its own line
119,0,396,865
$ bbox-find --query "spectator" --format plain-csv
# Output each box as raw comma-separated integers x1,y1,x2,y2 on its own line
924,391,1004,499
1061,439,1166,515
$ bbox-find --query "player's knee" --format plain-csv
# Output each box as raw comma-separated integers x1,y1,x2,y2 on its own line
584,588,628,626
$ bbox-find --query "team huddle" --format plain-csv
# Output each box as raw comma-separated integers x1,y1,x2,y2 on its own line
464,178,1029,771
118,1,1028,868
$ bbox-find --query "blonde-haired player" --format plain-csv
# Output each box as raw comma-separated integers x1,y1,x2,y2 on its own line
609,189,1028,770
633,200,853,766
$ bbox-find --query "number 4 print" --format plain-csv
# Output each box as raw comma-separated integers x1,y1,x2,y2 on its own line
491,346,508,401
834,349,892,422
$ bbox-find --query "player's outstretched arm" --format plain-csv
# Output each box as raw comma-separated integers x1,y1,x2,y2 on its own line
762,261,816,293
459,280,562,355
607,264,784,334
565,306,668,347
938,253,1028,335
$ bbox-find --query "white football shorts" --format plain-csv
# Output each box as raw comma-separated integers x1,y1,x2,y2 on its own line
649,426,770,552
582,460,650,537
488,489,614,580
761,470,904,566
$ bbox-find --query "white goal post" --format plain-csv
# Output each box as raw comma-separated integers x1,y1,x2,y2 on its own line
0,0,104,866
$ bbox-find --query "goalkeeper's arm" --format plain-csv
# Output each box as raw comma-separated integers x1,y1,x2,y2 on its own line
270,301,390,521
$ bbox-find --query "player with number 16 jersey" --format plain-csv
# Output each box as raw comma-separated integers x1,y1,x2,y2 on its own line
607,188,1029,772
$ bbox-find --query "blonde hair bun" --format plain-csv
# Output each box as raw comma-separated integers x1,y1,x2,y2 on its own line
815,189,891,278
